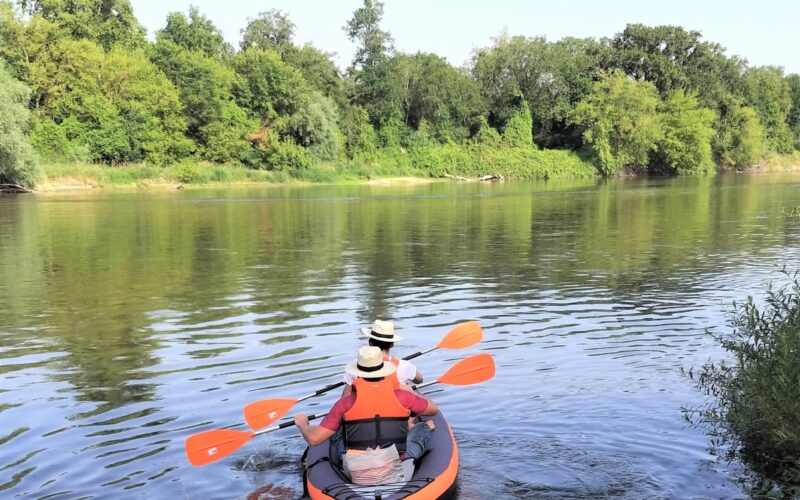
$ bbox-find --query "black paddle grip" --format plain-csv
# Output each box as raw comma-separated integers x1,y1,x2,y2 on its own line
315,381,344,395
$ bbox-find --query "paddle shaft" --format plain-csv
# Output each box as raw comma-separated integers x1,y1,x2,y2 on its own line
288,347,438,404
257,378,443,437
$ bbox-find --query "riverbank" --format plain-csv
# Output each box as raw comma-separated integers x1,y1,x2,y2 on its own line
33,149,800,192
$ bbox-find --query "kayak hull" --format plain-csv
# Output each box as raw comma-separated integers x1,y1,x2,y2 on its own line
304,411,458,500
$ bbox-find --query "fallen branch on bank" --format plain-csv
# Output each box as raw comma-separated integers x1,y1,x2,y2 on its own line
0,184,35,193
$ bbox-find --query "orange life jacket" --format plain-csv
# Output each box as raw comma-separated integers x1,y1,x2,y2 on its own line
343,370,410,452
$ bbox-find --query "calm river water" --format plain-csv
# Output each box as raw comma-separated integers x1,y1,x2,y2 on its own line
2,174,800,499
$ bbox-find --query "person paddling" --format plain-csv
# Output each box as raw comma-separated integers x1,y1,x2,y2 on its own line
294,346,437,484
342,320,422,397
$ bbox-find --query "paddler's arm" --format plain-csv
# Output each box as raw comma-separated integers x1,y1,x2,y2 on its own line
294,413,336,446
341,383,353,397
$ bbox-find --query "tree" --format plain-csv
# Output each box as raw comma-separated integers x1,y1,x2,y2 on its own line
284,45,345,105
744,66,794,153
502,101,533,147
471,33,610,147
655,90,716,175
23,38,189,163
570,70,661,175
288,91,341,160
344,0,393,71
16,0,145,50
157,7,231,59
151,37,254,162
787,74,800,149
0,62,39,187
233,48,310,120
716,101,765,168
240,9,294,56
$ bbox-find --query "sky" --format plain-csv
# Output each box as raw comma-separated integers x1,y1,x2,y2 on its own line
130,0,800,74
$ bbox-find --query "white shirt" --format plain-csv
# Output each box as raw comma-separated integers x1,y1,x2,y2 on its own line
343,355,418,386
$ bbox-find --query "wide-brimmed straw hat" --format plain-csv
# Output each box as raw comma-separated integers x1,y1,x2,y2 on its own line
360,319,403,343
345,346,398,379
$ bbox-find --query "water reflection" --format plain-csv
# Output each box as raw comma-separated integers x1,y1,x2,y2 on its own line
0,174,799,498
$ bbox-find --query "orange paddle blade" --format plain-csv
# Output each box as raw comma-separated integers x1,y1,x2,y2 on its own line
185,429,254,466
437,353,495,386
437,321,482,350
244,398,298,430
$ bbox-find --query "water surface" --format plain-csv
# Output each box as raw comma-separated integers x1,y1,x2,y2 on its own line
2,174,799,499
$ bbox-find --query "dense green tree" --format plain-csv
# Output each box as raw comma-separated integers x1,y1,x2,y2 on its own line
787,74,800,149
571,70,661,175
358,53,485,140
233,48,309,120
240,9,294,56
339,106,377,157
471,34,609,147
151,37,254,162
654,90,716,175
16,0,144,50
344,0,393,71
716,101,765,167
23,38,189,163
0,62,39,186
502,101,534,148
288,91,341,160
284,45,345,104
744,66,794,153
158,7,231,59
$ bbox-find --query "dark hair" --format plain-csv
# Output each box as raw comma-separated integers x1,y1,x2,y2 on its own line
368,337,394,351
363,376,384,382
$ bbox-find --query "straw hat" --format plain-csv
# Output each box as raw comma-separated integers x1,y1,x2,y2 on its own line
360,319,403,343
345,346,398,379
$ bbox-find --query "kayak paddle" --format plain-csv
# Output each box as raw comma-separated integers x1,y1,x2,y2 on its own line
243,321,482,430
186,353,495,467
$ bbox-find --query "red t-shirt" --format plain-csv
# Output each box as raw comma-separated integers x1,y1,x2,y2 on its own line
320,390,429,432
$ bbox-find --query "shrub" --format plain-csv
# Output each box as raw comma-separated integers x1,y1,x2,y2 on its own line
683,273,800,497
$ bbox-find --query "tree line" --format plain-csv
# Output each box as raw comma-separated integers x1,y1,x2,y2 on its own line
1,0,799,187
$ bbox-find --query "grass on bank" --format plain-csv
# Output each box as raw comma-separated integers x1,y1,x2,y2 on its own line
38,144,598,189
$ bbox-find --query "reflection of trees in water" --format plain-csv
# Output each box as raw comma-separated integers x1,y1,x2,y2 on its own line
2,176,798,409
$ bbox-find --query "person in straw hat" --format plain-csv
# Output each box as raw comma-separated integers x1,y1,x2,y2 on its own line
341,320,423,397
294,346,437,482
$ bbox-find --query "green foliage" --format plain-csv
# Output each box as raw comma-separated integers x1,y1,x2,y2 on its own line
473,116,501,146
200,101,257,165
571,70,661,175
787,75,800,149
284,45,345,104
340,106,377,158
344,0,393,70
23,38,190,164
151,37,253,162
472,34,609,148
29,118,89,161
16,0,145,50
288,92,341,161
502,101,534,148
0,62,40,186
373,53,485,140
240,9,294,56
233,48,310,119
684,273,800,497
158,7,230,59
716,102,766,168
655,90,716,175
744,67,794,154
264,139,312,171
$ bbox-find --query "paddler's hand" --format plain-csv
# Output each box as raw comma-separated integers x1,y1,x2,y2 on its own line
294,413,309,429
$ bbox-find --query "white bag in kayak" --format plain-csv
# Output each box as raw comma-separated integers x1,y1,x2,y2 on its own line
342,444,404,485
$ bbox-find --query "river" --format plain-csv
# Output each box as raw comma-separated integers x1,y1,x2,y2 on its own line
2,174,799,499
